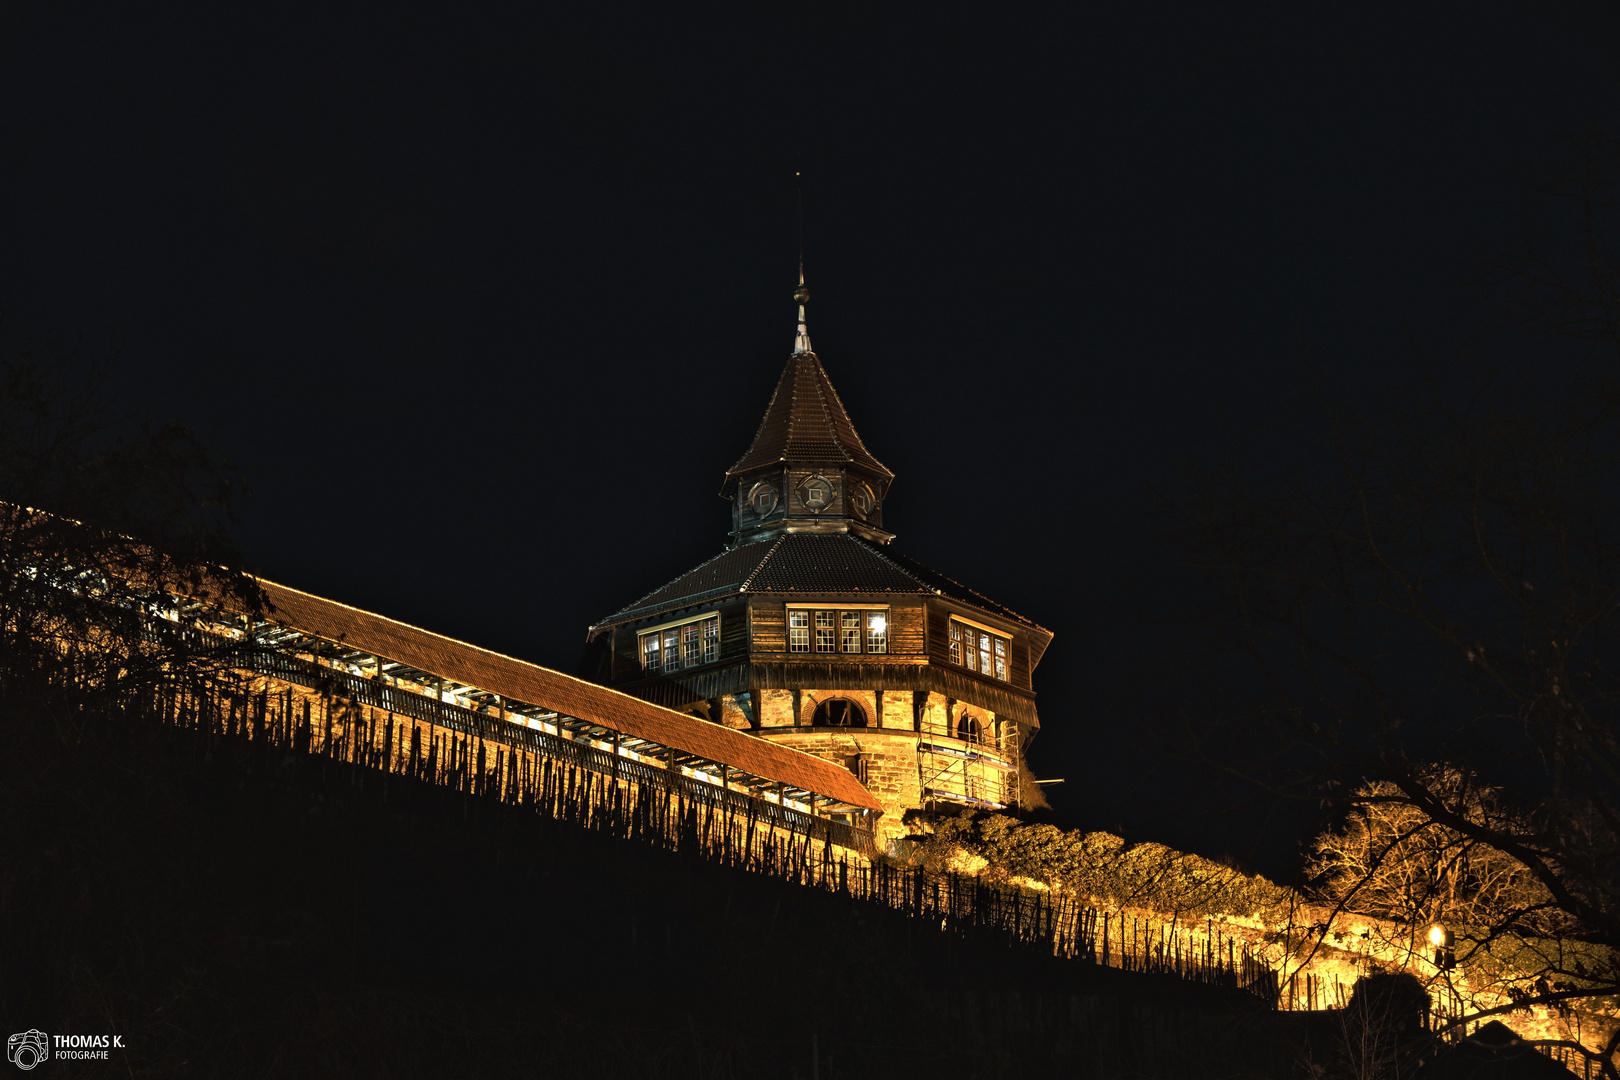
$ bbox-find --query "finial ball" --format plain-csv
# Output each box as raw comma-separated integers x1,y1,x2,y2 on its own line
793,284,810,305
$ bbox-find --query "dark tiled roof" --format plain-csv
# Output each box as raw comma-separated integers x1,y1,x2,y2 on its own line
605,542,774,617
249,578,881,811
743,533,931,594
873,547,1044,629
724,351,892,483
595,532,1046,632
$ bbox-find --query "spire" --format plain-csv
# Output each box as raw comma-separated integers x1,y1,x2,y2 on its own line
793,265,812,355
793,172,811,355
722,230,895,544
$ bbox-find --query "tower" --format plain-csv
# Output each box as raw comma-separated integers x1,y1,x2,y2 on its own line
723,269,896,547
583,272,1053,843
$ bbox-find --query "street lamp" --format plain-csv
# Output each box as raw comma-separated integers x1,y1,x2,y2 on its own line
1428,923,1455,971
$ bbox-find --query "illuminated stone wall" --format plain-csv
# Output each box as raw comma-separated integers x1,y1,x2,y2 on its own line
693,684,1029,841
762,727,922,844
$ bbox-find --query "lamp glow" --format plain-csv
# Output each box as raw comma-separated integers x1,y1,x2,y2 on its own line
1428,923,1448,948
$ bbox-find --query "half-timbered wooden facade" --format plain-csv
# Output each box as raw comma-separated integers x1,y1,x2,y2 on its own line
584,276,1053,840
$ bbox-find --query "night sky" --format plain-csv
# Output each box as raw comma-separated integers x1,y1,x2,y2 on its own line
3,1,1617,877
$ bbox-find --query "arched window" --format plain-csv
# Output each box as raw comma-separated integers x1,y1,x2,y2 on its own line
811,697,868,727
955,713,982,743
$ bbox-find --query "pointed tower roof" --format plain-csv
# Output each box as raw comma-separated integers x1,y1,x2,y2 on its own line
723,272,893,490
724,351,893,482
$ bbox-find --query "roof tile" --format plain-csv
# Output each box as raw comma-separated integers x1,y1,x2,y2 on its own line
725,351,892,482
252,578,882,811
595,533,1045,631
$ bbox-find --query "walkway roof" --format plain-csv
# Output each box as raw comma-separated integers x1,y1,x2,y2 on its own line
247,578,882,813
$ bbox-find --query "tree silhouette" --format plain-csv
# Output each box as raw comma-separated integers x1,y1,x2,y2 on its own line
1177,131,1620,1016
0,321,261,704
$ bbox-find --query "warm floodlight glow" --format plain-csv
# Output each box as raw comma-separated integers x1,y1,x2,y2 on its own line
1429,923,1457,970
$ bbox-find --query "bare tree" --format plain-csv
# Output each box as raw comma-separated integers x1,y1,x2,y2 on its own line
1308,765,1565,936
0,321,260,705
1176,131,1620,1016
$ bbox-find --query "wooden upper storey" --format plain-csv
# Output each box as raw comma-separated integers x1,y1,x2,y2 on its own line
584,534,1052,727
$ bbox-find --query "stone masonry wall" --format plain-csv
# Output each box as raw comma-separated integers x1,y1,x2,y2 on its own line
715,688,1027,835
764,728,923,845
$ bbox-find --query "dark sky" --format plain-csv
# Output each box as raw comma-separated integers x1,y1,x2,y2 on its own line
3,0,1617,876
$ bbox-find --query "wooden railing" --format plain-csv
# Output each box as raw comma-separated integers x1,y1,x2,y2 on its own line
156,620,878,856
105,618,1291,1005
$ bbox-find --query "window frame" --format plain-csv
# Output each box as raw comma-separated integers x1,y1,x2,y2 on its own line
785,604,890,655
814,609,837,653
811,697,868,728
637,613,721,675
947,617,1012,682
747,480,780,517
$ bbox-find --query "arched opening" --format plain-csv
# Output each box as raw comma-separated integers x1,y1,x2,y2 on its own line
955,713,982,743
811,697,868,727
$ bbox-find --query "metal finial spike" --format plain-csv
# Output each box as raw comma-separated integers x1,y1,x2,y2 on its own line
793,173,812,355
793,270,812,355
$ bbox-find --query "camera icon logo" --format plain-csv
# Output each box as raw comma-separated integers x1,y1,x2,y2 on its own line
7,1031,48,1071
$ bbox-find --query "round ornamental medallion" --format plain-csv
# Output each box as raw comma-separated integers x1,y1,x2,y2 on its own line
797,474,834,512
849,481,876,517
747,481,779,517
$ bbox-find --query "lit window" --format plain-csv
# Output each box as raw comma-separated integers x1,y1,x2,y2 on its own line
949,619,1011,682
866,612,887,654
841,611,862,653
815,610,836,653
790,608,890,655
638,615,721,674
